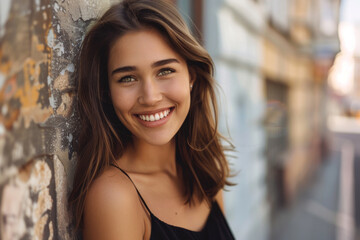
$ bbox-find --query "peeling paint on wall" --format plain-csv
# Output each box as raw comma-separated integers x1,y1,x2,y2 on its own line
0,0,12,38
65,0,113,21
1,158,54,240
54,155,72,240
0,0,119,239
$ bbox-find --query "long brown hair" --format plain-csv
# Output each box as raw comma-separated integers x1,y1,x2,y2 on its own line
69,0,233,229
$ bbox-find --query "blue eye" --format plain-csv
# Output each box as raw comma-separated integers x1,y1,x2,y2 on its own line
158,68,174,76
118,76,136,83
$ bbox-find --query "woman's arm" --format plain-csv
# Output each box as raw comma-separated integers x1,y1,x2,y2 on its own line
83,171,145,240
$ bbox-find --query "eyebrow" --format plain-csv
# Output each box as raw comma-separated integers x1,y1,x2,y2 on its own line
111,58,180,76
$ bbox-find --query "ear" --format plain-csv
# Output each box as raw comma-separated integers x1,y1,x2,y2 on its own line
189,67,196,88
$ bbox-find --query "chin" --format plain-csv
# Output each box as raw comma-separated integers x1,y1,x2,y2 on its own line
142,135,175,146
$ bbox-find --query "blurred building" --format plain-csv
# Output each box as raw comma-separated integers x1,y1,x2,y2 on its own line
176,0,269,239
262,0,340,213
329,21,360,116
0,0,340,239
175,0,340,239
327,6,360,237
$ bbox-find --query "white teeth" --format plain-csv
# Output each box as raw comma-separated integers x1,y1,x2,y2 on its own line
138,109,171,122
155,113,160,121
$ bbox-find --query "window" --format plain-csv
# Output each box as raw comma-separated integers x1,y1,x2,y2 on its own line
264,79,289,213
174,0,203,42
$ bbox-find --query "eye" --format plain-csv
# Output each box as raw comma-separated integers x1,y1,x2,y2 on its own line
118,75,136,83
158,68,175,77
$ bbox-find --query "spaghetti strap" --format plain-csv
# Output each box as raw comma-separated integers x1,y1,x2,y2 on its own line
110,163,235,239
110,163,152,215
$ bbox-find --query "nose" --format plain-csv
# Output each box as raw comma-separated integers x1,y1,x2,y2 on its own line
138,78,162,106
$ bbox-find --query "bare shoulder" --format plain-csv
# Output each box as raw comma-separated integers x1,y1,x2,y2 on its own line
83,166,145,240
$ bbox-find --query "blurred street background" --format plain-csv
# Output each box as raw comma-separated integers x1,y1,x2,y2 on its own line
174,0,359,239
0,0,359,239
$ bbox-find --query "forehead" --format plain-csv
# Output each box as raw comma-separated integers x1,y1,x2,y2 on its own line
108,29,185,69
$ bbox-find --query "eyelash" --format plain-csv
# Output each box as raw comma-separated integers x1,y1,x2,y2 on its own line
118,75,136,83
117,68,175,83
158,68,175,77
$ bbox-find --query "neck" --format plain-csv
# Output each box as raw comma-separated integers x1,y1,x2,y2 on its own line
121,138,177,175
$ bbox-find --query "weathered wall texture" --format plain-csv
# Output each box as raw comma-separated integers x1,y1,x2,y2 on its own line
0,0,117,239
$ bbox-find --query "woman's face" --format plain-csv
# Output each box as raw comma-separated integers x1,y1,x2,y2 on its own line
108,29,192,146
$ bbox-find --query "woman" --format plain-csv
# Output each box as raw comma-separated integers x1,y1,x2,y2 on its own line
69,0,235,239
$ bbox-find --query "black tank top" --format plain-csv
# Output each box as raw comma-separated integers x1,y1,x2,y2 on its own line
111,164,235,240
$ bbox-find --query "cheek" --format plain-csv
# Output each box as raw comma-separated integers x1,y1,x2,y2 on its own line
175,89,191,107
164,77,191,104
110,88,135,115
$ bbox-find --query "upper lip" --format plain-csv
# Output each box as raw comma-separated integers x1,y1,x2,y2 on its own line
134,107,173,115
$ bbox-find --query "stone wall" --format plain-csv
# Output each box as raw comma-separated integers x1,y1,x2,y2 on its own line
0,0,117,239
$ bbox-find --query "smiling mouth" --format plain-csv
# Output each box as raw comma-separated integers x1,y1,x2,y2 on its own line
136,108,173,122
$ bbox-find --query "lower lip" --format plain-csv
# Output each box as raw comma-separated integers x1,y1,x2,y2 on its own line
135,108,173,128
